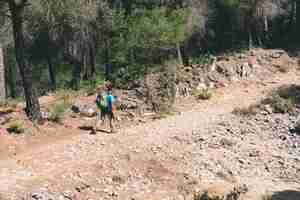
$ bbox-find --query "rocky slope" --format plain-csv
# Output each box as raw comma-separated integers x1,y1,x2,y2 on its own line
0,48,299,200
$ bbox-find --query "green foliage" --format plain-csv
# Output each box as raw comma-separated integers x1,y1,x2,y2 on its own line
221,0,240,8
54,89,78,105
112,7,187,60
81,75,105,95
112,64,146,88
266,94,294,114
0,97,22,109
262,85,300,114
276,85,300,104
49,101,70,123
193,88,213,100
107,7,189,85
2,0,299,114
7,121,25,134
234,85,300,116
189,53,215,65
56,64,73,89
55,63,105,94
129,7,188,49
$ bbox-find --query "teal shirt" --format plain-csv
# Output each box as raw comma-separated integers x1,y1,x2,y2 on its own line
107,94,115,111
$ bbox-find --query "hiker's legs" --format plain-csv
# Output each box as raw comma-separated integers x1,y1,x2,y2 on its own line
94,111,101,130
108,112,115,132
100,110,105,125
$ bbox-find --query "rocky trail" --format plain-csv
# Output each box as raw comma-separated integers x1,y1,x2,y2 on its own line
0,67,300,200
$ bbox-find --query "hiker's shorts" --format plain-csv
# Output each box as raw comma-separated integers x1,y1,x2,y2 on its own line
97,108,114,121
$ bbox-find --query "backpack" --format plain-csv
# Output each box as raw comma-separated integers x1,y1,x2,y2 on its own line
96,94,107,109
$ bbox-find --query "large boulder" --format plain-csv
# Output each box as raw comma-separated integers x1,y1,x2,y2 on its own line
80,106,97,117
30,191,55,200
71,102,97,118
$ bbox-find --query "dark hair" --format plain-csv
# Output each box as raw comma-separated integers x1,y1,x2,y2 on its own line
106,81,113,91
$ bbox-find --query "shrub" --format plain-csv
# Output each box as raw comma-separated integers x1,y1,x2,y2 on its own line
234,85,298,117
263,94,294,114
261,193,272,200
7,120,25,134
81,75,105,96
0,97,23,109
54,89,77,104
276,85,300,104
49,102,70,123
190,53,215,66
193,88,213,100
232,104,260,116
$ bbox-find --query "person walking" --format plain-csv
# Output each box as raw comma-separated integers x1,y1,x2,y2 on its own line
105,82,116,133
94,82,116,133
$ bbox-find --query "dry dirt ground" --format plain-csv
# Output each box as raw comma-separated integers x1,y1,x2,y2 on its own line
1,69,300,199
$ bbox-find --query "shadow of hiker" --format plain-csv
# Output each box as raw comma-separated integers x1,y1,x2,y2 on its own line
271,190,300,200
78,125,93,131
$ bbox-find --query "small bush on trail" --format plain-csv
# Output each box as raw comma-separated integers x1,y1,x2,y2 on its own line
7,120,25,134
0,97,23,109
233,85,300,116
193,88,213,100
261,193,272,200
232,104,260,116
262,93,294,114
276,85,300,104
49,102,70,123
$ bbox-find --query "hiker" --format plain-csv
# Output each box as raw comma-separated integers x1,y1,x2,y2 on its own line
105,81,116,132
95,86,106,126
95,83,116,133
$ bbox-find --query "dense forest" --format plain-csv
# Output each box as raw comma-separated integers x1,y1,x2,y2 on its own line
0,0,300,121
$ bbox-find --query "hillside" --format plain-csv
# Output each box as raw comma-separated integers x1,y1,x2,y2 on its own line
0,49,300,200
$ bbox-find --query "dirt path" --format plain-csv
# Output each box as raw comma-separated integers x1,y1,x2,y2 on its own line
1,70,300,200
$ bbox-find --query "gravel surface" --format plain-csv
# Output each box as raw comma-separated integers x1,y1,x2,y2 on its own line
0,70,300,200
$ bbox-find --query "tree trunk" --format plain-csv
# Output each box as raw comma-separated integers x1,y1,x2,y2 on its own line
104,39,110,81
182,43,189,66
7,58,16,98
88,43,96,89
63,48,82,90
46,54,56,89
248,29,253,49
0,44,5,101
176,43,183,66
71,61,81,90
89,44,96,79
8,1,41,121
82,52,88,80
297,1,300,36
289,1,296,29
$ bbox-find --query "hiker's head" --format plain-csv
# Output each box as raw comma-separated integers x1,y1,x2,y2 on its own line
105,81,113,91
96,86,103,94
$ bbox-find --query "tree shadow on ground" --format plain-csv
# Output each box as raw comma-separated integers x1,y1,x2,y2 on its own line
271,190,300,200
